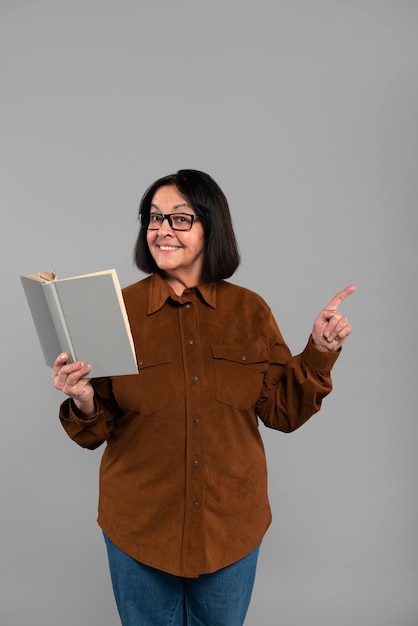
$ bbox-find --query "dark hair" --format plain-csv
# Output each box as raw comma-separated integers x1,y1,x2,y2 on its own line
134,169,240,283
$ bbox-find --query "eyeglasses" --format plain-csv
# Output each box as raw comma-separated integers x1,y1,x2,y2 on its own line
142,213,201,231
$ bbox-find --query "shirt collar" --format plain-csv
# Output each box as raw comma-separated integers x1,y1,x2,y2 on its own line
147,273,217,314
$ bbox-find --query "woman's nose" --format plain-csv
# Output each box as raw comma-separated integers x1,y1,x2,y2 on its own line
158,215,174,235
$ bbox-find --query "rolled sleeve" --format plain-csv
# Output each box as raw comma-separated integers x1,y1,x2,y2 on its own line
59,398,110,450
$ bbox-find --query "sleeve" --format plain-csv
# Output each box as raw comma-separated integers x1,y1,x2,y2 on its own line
256,311,340,432
58,377,124,450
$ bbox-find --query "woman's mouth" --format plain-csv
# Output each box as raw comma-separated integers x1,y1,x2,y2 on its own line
158,245,179,251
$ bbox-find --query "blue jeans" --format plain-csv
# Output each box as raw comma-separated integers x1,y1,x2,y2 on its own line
103,533,260,626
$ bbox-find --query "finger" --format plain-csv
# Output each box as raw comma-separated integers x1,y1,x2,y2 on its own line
51,353,69,379
53,360,91,389
65,370,85,387
64,362,91,383
323,313,343,337
323,284,356,313
325,316,352,342
335,322,352,340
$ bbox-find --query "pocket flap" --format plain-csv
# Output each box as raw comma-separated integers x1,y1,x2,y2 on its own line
211,341,268,365
136,346,175,369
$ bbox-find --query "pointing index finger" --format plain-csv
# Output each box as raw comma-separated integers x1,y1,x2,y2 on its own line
324,285,357,312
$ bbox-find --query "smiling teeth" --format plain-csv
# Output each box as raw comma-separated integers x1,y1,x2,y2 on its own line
160,246,178,250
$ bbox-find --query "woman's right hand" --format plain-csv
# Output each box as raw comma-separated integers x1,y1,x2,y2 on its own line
52,353,95,418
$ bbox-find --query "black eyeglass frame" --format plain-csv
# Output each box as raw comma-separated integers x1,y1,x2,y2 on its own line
141,212,201,231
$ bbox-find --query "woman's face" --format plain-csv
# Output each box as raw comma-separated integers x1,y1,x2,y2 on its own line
146,185,205,293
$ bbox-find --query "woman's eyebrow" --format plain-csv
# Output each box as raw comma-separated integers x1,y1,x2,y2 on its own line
150,202,190,211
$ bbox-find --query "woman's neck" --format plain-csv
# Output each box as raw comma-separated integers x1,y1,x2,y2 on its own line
164,274,199,297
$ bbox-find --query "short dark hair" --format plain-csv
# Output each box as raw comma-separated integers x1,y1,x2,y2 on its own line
133,169,240,283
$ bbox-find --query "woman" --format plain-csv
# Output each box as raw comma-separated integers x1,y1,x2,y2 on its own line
53,169,355,626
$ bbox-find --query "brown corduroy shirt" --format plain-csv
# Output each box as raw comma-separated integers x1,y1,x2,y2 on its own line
59,273,340,578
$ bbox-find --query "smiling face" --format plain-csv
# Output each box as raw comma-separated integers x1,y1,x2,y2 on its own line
146,185,205,295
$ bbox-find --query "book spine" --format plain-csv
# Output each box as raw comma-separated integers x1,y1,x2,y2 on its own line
43,282,77,363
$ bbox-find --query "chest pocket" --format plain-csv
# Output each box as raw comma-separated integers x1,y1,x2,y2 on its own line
211,341,269,410
113,346,177,416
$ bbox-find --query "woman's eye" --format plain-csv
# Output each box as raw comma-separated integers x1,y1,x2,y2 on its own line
173,214,191,226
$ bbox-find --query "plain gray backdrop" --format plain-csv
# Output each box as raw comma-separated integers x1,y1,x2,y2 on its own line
1,1,417,625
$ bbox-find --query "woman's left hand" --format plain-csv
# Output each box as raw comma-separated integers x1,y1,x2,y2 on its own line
312,285,356,352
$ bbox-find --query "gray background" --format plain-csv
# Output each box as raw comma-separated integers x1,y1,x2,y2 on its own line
1,1,417,625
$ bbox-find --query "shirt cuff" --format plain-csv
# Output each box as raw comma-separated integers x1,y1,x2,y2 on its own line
303,335,341,372
59,398,102,424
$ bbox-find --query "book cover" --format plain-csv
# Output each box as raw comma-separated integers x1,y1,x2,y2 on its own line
21,269,139,378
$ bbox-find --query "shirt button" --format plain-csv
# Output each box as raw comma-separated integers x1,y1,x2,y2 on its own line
187,339,194,345
193,418,199,425
240,355,247,361
191,375,198,382
192,460,199,467
192,502,199,508
184,303,191,309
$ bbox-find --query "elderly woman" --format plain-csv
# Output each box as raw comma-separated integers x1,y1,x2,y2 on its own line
53,169,355,626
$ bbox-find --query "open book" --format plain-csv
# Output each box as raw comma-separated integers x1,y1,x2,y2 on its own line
21,269,139,378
